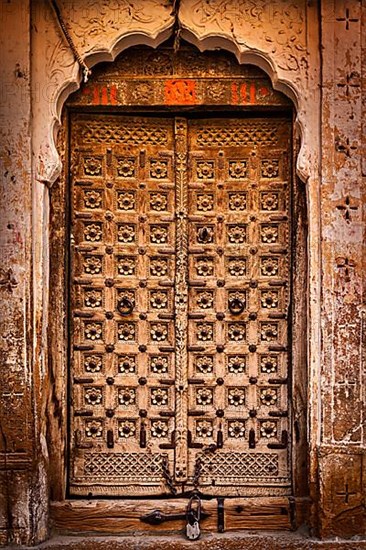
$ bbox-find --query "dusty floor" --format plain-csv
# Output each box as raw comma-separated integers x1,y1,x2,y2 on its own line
18,532,366,550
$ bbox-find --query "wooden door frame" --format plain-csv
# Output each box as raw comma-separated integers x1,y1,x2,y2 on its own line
48,46,309,533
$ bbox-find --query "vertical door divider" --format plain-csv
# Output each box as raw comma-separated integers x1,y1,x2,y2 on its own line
173,117,189,483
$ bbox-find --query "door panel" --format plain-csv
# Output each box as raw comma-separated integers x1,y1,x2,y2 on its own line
186,118,291,495
69,113,292,498
70,115,177,496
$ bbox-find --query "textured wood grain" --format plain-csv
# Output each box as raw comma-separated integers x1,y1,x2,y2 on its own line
50,497,292,533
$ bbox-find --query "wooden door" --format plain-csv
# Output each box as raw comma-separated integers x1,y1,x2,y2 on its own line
69,113,291,498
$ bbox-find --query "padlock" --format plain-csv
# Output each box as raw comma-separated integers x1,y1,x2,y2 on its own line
186,519,200,540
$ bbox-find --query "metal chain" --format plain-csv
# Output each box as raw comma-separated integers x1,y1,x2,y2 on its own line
193,457,202,493
49,0,91,82
162,456,177,495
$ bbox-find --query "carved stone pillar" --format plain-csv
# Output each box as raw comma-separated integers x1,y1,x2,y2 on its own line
318,0,366,537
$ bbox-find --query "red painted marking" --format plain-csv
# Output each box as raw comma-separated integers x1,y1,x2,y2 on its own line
250,82,256,104
259,86,269,97
231,82,239,104
110,85,117,105
240,83,248,104
165,79,196,105
101,86,108,105
92,85,100,105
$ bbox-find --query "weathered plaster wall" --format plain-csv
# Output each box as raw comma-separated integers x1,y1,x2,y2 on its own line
318,0,366,536
0,0,48,545
0,0,365,546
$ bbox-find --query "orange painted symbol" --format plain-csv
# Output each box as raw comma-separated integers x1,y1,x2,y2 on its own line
165,79,196,105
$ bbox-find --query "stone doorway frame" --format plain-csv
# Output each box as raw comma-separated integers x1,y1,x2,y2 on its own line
47,40,309,533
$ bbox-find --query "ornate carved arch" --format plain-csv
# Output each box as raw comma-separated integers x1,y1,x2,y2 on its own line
32,1,319,186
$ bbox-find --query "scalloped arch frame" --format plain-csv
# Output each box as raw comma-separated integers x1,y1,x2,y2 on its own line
37,0,321,520
33,7,319,188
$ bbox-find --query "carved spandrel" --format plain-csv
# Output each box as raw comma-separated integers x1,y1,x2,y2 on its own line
179,0,307,74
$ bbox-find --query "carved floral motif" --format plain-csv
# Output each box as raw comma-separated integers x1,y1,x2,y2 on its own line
118,355,136,374
117,257,136,276
150,257,168,276
260,388,278,406
228,388,245,406
84,322,103,340
195,257,214,276
228,257,246,276
195,356,214,373
118,420,136,438
229,192,247,210
196,388,213,405
118,388,136,406
84,289,102,308
227,224,246,243
118,322,136,341
85,420,103,438
150,322,168,341
150,290,168,309
118,224,136,243
83,156,102,176
196,322,214,341
261,160,279,178
117,191,136,210
260,192,279,211
179,0,307,74
150,192,168,211
150,356,169,374
196,161,214,179
150,225,168,244
196,193,214,211
228,421,245,438
228,355,246,373
260,355,278,373
83,256,102,275
84,223,102,242
150,160,168,179
117,158,135,178
229,160,247,179
261,290,279,308
85,387,103,405
151,388,168,406
84,354,103,373
260,421,277,438
260,257,279,276
261,323,278,341
196,291,214,309
261,225,278,243
228,323,246,341
151,420,168,438
84,190,102,209
196,420,213,437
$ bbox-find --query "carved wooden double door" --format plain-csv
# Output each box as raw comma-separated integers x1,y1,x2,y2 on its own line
69,113,291,498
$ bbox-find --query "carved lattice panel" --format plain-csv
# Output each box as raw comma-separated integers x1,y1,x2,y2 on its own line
187,118,291,495
69,114,177,496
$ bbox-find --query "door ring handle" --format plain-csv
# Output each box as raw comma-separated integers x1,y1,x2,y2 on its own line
228,297,245,315
117,297,134,315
